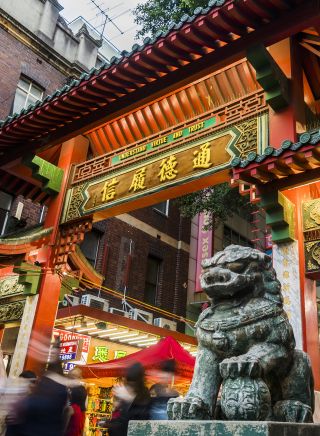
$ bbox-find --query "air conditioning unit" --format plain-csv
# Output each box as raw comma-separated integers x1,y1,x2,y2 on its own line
61,295,80,307
129,308,153,324
109,307,130,318
80,294,109,312
154,317,177,331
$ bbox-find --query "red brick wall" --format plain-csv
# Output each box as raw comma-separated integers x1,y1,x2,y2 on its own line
130,202,190,244
92,206,190,327
0,27,66,120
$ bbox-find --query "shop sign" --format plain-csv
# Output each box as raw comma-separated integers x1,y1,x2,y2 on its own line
87,338,135,364
60,340,78,354
92,345,128,363
64,362,76,372
60,353,76,361
53,329,91,364
92,345,109,362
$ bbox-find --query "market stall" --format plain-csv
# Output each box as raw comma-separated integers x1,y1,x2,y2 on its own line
81,337,196,435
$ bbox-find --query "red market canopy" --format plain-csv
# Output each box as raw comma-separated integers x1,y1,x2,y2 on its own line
81,336,195,380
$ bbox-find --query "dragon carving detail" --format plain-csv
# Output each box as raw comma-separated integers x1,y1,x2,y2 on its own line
168,245,314,422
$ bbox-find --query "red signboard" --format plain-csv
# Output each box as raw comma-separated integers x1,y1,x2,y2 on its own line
60,340,78,355
53,329,90,352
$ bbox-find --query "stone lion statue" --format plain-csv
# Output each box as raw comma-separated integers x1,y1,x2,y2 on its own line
168,245,314,422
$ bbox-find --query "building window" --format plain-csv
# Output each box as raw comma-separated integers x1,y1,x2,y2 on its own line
223,225,253,248
153,200,169,216
12,76,44,114
0,191,13,236
144,255,161,305
80,229,102,267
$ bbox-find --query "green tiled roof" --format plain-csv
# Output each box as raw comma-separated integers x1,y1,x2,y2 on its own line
231,129,320,168
0,0,226,129
0,225,52,245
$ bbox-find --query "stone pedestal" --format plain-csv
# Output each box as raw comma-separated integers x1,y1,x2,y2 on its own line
128,420,320,435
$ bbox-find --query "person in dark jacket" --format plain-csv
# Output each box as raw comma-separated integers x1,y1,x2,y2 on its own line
8,361,68,436
5,370,37,436
108,362,150,436
149,360,179,420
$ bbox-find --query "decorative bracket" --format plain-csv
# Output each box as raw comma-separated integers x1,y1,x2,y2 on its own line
247,45,290,111
24,155,63,194
13,261,42,295
260,191,295,243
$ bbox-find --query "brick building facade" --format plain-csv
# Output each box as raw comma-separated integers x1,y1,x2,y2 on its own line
0,0,191,330
85,205,191,324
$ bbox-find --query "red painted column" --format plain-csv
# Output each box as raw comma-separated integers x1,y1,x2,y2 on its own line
283,184,320,390
268,38,305,148
23,135,89,374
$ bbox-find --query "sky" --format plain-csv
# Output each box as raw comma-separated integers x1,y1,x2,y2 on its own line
59,0,147,52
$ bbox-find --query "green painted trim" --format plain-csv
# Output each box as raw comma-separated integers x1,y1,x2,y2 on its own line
260,191,295,243
13,262,41,296
0,226,53,245
75,245,104,281
60,275,79,302
231,129,320,169
247,45,290,111
24,155,63,194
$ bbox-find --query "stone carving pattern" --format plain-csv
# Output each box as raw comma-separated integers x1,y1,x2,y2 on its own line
65,186,84,222
0,275,24,299
168,245,314,423
0,300,25,322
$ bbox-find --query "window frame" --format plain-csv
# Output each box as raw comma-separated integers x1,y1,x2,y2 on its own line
12,76,44,115
80,228,103,268
144,255,162,306
153,200,170,217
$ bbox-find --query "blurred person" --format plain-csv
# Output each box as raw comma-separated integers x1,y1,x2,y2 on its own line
108,362,150,436
5,371,37,436
6,361,68,436
64,367,87,436
149,360,179,420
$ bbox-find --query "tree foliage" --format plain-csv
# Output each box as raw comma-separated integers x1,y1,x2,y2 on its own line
176,184,255,229
133,0,209,39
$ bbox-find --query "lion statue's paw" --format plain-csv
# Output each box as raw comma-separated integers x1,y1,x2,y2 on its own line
273,400,313,423
220,355,262,379
167,396,211,420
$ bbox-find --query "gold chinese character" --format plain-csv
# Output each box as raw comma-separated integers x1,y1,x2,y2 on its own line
129,168,147,192
158,155,178,182
283,296,291,306
283,271,289,279
101,178,118,202
283,259,289,268
193,142,212,169
282,283,290,292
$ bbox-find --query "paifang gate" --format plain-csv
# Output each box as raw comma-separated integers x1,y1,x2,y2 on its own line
0,0,319,388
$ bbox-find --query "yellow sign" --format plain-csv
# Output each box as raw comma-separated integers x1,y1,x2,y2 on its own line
63,116,268,223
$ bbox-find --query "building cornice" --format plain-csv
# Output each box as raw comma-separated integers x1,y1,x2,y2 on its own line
0,8,84,78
